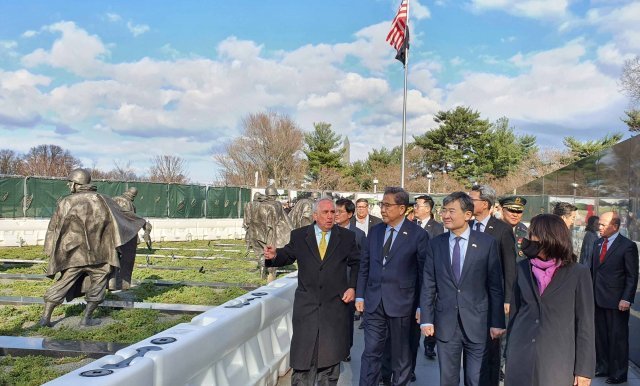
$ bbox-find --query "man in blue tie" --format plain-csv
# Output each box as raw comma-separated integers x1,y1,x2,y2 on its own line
356,186,429,386
420,192,505,386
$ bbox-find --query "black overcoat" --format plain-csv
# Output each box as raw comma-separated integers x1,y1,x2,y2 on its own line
505,260,595,386
266,224,360,370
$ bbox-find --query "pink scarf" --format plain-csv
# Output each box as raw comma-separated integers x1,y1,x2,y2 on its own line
530,257,560,295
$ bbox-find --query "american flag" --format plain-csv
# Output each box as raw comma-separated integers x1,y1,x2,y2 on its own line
386,0,408,52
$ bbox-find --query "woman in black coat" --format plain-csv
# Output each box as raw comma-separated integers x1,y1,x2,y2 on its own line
579,215,599,266
505,214,595,386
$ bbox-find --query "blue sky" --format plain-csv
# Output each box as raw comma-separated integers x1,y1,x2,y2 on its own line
0,0,638,183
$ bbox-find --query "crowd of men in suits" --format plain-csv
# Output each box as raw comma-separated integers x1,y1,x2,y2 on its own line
264,185,639,386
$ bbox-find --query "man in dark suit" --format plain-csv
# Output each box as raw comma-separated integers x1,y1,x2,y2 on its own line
356,187,429,386
591,211,639,384
420,191,505,386
264,198,360,386
413,194,444,360
469,184,515,385
335,198,366,360
351,198,382,236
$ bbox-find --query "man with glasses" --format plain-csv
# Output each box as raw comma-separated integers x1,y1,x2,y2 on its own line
356,187,429,386
351,198,382,236
469,184,515,386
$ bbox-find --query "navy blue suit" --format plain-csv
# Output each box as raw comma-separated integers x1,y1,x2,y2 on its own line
420,229,504,386
357,219,428,386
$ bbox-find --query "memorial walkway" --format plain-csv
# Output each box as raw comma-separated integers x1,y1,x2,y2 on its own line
277,321,640,386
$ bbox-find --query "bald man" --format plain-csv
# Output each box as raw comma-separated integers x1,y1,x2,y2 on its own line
591,212,639,384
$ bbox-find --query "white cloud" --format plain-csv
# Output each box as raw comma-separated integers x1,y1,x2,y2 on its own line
106,13,122,22
586,2,640,51
446,40,623,126
21,21,109,77
412,0,431,20
127,21,150,37
469,0,571,19
596,43,634,67
450,56,464,66
22,30,38,38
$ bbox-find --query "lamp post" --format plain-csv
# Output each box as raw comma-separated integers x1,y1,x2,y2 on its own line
570,182,578,203
426,173,433,194
373,178,379,195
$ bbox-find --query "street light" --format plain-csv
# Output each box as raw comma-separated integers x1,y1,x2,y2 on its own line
570,182,578,203
426,173,433,194
373,178,379,195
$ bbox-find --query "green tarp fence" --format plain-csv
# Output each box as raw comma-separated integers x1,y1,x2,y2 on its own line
134,183,169,218
25,177,69,218
168,184,206,218
0,177,24,218
206,186,251,219
0,176,253,219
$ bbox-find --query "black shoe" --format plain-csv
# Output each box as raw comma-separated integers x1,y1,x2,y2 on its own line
595,371,608,377
605,377,627,384
410,372,416,382
343,355,351,362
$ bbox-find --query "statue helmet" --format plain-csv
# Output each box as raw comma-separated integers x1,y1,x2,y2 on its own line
265,185,278,197
68,168,91,185
126,187,138,197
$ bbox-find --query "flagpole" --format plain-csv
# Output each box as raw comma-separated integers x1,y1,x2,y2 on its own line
400,1,409,188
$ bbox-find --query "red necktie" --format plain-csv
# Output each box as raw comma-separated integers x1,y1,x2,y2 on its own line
599,237,608,264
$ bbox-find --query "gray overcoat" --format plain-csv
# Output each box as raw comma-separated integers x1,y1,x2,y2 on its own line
505,260,595,386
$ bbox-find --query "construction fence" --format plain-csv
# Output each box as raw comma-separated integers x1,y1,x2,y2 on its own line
0,176,251,219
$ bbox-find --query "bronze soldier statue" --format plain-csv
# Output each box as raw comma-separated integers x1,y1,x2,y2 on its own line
288,191,319,229
109,187,152,290
246,186,292,282
39,169,147,327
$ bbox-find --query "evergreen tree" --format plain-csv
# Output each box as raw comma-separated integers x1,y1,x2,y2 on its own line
303,122,344,182
413,106,493,182
562,133,623,161
622,110,640,133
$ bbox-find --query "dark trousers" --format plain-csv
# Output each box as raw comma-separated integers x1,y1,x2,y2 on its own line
595,305,630,380
481,337,501,386
292,334,340,386
348,302,356,348
437,317,487,386
360,302,412,386
381,315,421,381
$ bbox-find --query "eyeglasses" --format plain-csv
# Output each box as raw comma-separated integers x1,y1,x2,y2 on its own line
356,206,368,209
413,204,429,208
378,202,403,209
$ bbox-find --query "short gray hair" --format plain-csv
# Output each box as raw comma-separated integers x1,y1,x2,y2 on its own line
471,184,496,207
312,197,335,213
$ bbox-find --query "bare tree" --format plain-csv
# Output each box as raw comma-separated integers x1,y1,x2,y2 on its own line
214,112,305,188
148,155,188,183
0,149,23,175
621,56,640,104
19,144,82,177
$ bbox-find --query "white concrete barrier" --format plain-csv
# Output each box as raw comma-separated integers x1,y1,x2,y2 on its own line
0,218,245,247
44,272,298,386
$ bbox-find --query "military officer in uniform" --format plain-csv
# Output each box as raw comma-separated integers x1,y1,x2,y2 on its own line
499,196,528,263
497,195,528,381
